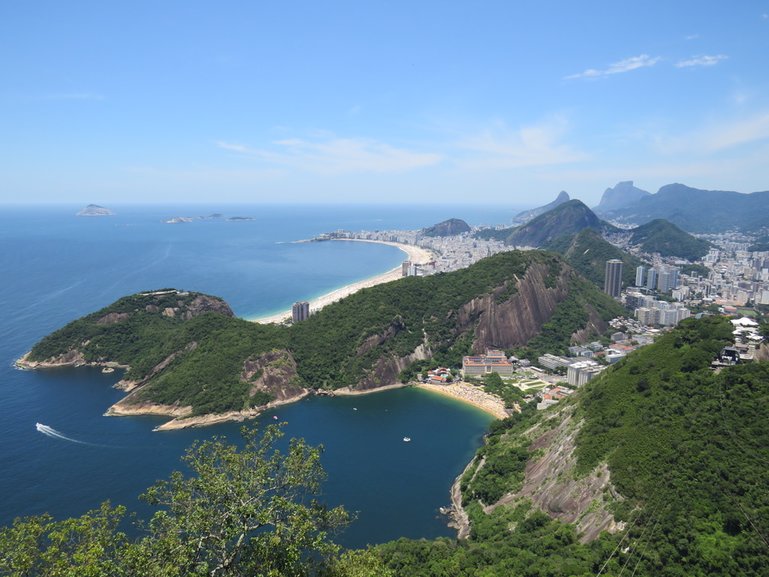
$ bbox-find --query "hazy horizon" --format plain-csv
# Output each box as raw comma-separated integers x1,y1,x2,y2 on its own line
2,1,768,206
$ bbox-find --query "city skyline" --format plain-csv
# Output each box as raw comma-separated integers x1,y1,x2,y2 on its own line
2,1,769,205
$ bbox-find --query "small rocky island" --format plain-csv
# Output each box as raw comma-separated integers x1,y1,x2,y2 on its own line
77,204,114,217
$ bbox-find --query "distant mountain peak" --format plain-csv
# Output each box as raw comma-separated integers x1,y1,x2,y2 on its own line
594,181,651,214
512,191,571,225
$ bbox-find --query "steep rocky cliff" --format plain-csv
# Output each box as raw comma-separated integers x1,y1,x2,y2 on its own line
462,262,571,351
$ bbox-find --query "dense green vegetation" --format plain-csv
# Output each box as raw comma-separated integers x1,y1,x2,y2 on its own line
0,426,372,577
516,273,624,359
546,228,644,288
369,316,769,576
11,315,769,575
27,251,617,415
628,218,711,260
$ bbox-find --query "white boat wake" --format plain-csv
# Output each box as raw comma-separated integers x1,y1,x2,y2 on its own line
35,423,92,445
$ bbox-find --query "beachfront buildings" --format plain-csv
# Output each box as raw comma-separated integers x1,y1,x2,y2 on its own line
462,349,515,378
292,301,310,323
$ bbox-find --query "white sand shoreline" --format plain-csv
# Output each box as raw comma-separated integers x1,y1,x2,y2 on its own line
416,382,509,420
250,239,435,324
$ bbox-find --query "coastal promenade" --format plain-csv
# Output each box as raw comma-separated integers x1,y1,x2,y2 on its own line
251,239,435,324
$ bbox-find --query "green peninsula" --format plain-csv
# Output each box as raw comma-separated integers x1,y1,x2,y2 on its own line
20,251,622,428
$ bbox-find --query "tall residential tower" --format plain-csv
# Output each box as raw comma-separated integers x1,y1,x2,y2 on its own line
604,259,623,298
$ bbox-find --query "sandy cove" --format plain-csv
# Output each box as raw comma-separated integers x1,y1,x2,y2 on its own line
416,382,509,420
251,239,435,324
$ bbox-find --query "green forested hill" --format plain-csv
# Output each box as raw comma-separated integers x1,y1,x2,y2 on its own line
26,251,620,417
377,316,769,576
546,228,644,288
478,200,617,247
628,218,711,260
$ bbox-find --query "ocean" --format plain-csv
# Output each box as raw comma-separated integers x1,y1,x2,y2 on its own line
0,204,516,548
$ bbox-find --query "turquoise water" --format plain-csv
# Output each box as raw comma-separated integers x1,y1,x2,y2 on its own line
0,205,505,547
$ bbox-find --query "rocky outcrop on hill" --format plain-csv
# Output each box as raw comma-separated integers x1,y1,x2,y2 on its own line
241,349,306,402
462,262,570,351
486,406,624,543
593,181,650,214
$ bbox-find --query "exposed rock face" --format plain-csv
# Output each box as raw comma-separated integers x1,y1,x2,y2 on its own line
158,294,234,320
357,342,432,390
96,312,130,325
241,349,306,402
422,218,472,237
488,407,624,543
461,262,569,351
115,341,199,392
593,181,650,214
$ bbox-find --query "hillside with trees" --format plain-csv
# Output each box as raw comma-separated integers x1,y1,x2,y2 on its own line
477,200,618,247
628,218,711,260
23,251,622,424
375,316,769,576
546,228,644,288
10,317,769,575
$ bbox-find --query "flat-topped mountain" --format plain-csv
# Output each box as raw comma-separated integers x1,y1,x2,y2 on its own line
593,180,651,214
77,204,114,217
421,218,471,237
20,251,622,428
512,190,570,225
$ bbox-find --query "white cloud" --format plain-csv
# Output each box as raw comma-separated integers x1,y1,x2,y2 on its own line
455,118,588,170
654,112,769,154
216,135,441,174
566,54,661,80
675,54,728,68
685,34,700,40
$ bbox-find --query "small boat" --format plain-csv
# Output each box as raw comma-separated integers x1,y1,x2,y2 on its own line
272,415,278,420
403,437,411,442
101,367,115,374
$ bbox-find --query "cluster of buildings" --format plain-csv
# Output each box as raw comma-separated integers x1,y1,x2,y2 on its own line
318,229,509,275
700,242,769,307
625,292,691,326
536,385,574,411
716,316,765,365
634,265,680,293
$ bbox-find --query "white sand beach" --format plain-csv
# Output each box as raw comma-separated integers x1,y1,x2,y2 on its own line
416,382,509,420
251,239,435,324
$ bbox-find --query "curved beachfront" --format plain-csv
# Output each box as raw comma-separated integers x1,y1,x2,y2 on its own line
251,239,435,324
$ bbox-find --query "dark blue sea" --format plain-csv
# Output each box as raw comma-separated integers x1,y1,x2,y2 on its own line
0,204,515,547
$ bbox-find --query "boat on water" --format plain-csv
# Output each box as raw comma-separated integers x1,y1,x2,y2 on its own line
403,437,411,442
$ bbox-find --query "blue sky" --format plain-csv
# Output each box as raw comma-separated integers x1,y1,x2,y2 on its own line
1,1,768,206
